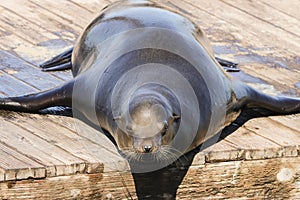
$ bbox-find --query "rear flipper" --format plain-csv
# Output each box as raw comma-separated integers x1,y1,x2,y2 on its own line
40,48,73,72
0,80,74,113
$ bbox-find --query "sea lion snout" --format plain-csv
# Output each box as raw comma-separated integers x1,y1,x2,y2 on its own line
133,134,161,153
128,99,167,153
113,83,181,159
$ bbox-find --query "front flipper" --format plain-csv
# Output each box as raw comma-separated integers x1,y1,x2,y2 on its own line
247,93,300,114
235,83,300,115
40,48,73,71
215,57,240,72
0,80,74,113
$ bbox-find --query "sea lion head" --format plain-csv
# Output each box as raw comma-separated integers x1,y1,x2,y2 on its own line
113,83,181,161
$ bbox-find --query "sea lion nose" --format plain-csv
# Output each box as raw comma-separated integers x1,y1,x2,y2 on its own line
143,145,153,153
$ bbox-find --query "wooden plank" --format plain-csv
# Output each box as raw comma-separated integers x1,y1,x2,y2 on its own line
29,0,94,29
225,127,280,149
0,117,82,167
0,142,45,181
259,0,300,21
70,0,110,13
183,0,300,55
0,22,72,67
243,116,300,158
224,127,285,160
47,70,73,82
44,115,122,156
221,0,300,38
0,1,77,69
0,29,28,51
200,139,242,163
0,172,138,200
0,168,4,181
270,114,300,131
0,156,299,199
0,70,38,97
165,0,300,75
0,0,81,40
45,116,116,152
0,142,43,170
175,0,300,95
0,0,79,69
180,157,300,199
0,1,79,82
0,7,58,45
5,113,128,171
0,51,64,91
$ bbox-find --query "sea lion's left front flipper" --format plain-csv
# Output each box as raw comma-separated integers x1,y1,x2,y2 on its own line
40,48,73,71
0,80,74,113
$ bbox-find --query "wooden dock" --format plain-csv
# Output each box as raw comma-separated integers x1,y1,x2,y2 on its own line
0,0,299,199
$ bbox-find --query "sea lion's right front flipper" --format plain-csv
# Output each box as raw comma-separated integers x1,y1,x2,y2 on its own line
0,80,74,113
234,83,300,115
40,47,73,71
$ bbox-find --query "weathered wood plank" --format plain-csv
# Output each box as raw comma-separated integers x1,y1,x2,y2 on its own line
70,0,110,13
52,117,120,154
187,0,300,50
179,157,300,199
1,156,299,199
201,139,243,163
0,6,58,45
0,142,45,181
4,112,128,172
224,128,285,160
29,0,94,29
259,0,300,21
176,0,300,95
0,0,81,41
244,115,300,157
0,51,64,91
244,117,300,147
222,0,300,38
270,114,300,131
0,117,82,167
44,115,123,159
183,0,300,55
0,168,4,181
0,70,37,97
0,142,43,170
0,171,136,199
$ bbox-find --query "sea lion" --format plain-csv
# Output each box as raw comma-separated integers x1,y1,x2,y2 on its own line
0,0,299,173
